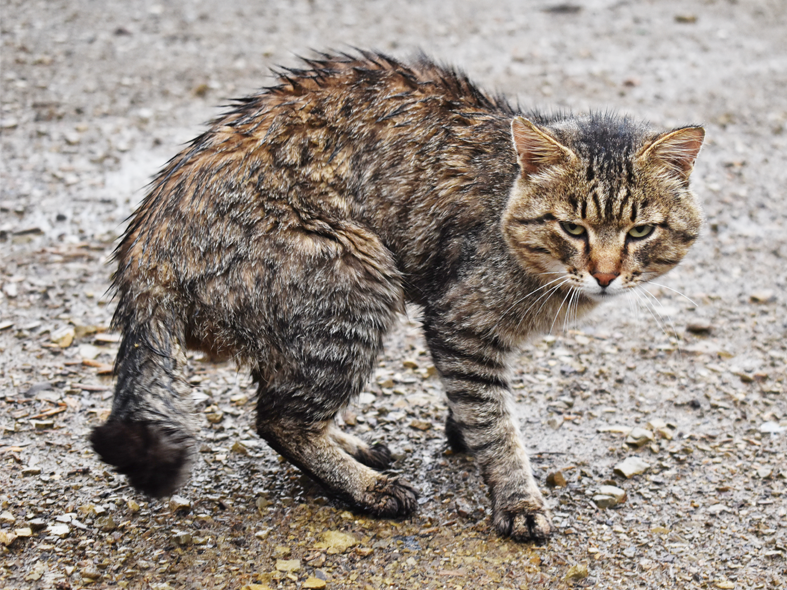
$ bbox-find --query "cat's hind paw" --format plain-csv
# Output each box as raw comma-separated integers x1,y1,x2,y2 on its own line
90,419,194,498
361,475,419,518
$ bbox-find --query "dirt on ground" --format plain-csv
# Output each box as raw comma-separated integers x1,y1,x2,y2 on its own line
1,0,786,589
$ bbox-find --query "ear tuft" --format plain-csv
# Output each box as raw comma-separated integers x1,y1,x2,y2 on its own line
637,126,705,180
511,117,576,176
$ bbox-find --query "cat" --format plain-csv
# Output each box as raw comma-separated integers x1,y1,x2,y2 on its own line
90,50,704,543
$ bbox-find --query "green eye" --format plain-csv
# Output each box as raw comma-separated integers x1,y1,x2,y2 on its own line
628,225,654,239
561,222,586,237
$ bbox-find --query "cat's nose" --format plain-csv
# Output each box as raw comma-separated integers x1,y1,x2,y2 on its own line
592,272,619,288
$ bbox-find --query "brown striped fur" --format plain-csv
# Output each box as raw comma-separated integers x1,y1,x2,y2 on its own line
90,51,704,542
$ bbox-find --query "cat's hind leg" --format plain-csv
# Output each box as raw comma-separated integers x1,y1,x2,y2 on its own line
258,416,415,516
328,423,394,470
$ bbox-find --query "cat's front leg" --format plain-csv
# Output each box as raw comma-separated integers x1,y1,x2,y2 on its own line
426,329,552,543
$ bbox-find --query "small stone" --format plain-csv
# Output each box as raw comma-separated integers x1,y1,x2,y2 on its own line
715,581,735,589
707,504,728,515
750,290,775,304
0,511,15,524
96,515,116,532
173,531,192,545
358,392,376,405
273,545,291,557
47,523,70,537
314,530,358,554
28,518,46,531
625,427,655,448
3,282,18,298
757,466,773,479
31,420,54,430
409,420,431,431
22,467,42,476
51,325,75,348
547,415,564,430
231,441,248,455
81,567,101,580
205,411,224,424
597,485,626,505
355,547,374,557
546,471,567,488
169,495,191,511
127,499,140,513
14,527,32,538
564,563,589,580
614,457,650,478
0,531,17,546
686,320,712,334
424,366,437,378
760,421,784,435
78,344,102,359
275,559,301,572
403,359,419,369
302,577,327,589
378,378,395,388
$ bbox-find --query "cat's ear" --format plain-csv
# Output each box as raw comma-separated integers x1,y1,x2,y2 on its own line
511,117,576,176
637,126,705,181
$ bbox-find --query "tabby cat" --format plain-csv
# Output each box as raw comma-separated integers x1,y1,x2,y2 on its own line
91,51,704,542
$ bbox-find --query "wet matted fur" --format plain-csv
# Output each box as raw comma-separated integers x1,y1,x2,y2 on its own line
91,51,704,543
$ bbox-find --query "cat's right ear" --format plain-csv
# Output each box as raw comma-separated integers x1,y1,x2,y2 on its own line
511,117,576,177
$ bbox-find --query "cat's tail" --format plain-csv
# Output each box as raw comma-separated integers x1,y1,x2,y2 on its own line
90,299,196,498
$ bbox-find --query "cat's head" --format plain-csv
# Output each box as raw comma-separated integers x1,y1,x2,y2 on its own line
501,114,704,301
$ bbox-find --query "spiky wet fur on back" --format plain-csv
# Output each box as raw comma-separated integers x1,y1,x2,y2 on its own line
92,51,703,541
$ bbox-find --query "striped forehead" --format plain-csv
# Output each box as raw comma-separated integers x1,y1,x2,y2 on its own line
578,154,640,223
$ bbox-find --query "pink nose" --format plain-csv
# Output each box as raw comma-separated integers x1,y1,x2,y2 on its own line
592,272,618,288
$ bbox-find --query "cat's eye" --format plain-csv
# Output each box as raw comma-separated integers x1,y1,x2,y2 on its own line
560,222,586,237
628,225,655,239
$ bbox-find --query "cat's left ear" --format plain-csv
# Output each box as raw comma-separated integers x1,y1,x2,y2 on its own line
636,126,705,181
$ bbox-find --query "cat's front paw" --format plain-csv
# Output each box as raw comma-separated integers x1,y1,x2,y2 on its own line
493,506,552,543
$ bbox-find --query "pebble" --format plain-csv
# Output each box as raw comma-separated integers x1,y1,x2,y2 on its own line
302,577,327,589
759,421,784,435
409,420,431,431
749,290,775,304
614,457,650,478
169,495,191,511
593,485,626,508
127,499,140,512
28,518,46,531
3,282,19,298
0,511,14,524
547,415,564,430
78,344,102,359
625,427,655,447
358,392,376,405
314,530,358,554
685,320,712,334
14,527,32,538
0,531,17,546
173,531,193,545
402,359,419,369
564,563,589,580
47,523,70,537
275,559,300,572
22,467,42,476
50,325,75,348
546,471,567,488
96,515,116,532
31,420,54,430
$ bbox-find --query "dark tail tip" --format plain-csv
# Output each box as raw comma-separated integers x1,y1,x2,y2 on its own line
90,419,193,498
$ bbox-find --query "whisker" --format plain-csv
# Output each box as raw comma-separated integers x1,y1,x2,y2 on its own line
631,288,671,343
489,275,569,336
639,287,684,361
549,287,574,335
647,281,698,307
516,278,571,334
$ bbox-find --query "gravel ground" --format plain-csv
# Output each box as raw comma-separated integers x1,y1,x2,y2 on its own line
1,1,786,589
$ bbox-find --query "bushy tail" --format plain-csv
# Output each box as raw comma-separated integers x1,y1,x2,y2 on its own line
90,305,195,497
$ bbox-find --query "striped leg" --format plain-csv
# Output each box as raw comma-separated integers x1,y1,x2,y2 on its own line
426,326,552,543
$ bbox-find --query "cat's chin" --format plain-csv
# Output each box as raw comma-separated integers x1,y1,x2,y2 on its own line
585,289,621,302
